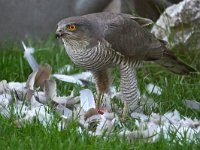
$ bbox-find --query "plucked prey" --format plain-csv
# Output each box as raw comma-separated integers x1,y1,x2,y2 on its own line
56,12,196,114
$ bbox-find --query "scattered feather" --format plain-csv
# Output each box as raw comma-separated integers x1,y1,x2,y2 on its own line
52,71,93,86
0,94,11,107
35,91,48,104
131,112,149,122
0,46,199,143
52,74,83,85
57,64,73,73
183,100,200,111
1,77,199,143
8,82,26,91
72,71,93,83
30,96,43,108
53,96,80,106
44,79,57,99
22,41,39,71
146,83,162,95
80,89,95,111
63,107,73,118
139,95,158,112
84,108,98,120
35,64,52,89
127,109,200,143
56,104,73,119
25,70,38,90
0,80,9,94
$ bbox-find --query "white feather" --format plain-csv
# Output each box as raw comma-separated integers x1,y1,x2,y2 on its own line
22,41,39,71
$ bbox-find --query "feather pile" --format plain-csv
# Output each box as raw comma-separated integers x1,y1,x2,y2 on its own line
0,42,199,143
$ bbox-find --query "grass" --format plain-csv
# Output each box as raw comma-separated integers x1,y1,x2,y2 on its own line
0,36,200,150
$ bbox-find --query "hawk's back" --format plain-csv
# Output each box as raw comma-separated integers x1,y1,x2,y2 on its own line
82,12,164,61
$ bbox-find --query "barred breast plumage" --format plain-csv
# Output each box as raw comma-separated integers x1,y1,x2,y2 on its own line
63,39,141,71
63,38,141,112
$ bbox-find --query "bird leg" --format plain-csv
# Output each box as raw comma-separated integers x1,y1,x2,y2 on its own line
92,69,111,112
120,65,139,119
96,90,102,110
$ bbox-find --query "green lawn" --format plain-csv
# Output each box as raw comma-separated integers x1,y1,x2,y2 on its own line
0,37,200,150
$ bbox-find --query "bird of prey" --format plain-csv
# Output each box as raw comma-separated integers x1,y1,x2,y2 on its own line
56,12,196,115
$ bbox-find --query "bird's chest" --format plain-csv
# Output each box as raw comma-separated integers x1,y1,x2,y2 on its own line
63,41,113,70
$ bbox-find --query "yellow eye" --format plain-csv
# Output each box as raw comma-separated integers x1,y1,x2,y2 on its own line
67,24,77,31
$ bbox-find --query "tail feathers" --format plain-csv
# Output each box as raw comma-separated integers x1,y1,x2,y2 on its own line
155,50,196,75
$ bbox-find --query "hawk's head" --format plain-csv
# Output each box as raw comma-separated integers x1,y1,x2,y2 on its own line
56,16,100,43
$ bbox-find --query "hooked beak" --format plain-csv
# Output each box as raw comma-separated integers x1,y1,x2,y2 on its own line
55,30,63,39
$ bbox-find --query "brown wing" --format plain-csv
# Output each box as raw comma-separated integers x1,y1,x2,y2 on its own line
102,13,164,61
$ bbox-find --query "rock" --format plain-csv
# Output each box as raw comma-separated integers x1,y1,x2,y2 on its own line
151,0,200,48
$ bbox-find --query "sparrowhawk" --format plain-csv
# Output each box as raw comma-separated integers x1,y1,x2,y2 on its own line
56,12,196,115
